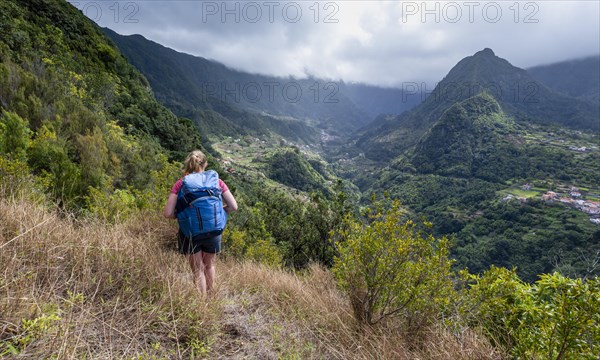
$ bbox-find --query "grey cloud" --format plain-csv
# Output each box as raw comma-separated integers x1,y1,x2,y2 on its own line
72,0,599,88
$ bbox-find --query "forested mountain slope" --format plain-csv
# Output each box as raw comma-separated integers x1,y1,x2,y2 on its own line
528,55,600,103
0,0,204,210
104,29,370,139
355,48,600,161
353,92,600,281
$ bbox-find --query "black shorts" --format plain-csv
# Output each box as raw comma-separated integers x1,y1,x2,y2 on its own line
177,232,222,255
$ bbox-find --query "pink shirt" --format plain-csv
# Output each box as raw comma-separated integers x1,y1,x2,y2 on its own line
170,177,229,194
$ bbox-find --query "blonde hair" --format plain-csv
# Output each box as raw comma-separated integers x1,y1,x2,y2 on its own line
183,150,207,175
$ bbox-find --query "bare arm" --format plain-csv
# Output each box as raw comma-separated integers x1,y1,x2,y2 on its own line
222,190,238,213
164,193,178,218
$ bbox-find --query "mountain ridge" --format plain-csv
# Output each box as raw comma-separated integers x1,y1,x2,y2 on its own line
527,55,600,103
354,48,600,161
103,29,373,138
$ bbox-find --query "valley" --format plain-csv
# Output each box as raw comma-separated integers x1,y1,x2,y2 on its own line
206,103,600,282
210,128,350,199
148,44,599,282
211,134,318,194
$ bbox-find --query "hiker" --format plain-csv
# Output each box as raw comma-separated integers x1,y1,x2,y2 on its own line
164,150,238,294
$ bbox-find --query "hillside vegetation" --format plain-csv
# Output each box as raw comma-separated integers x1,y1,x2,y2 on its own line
2,190,599,359
0,0,206,214
528,55,600,103
349,93,600,282
7,193,478,358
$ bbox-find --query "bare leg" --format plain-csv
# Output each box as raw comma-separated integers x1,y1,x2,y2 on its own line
202,252,217,292
188,252,207,294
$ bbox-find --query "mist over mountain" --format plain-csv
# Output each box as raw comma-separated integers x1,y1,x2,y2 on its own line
528,55,600,104
355,48,600,161
102,29,320,143
103,29,389,139
341,82,424,119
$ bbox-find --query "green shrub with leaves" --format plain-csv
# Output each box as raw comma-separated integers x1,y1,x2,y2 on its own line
464,266,529,348
332,199,456,328
85,186,137,223
221,228,248,259
0,155,41,199
27,123,84,206
1,304,62,356
246,239,284,268
0,110,31,159
220,227,283,268
468,267,600,359
523,273,600,360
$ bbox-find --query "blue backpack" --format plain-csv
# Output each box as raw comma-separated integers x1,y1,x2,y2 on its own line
175,170,227,239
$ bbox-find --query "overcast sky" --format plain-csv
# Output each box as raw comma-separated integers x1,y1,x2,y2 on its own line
70,0,600,88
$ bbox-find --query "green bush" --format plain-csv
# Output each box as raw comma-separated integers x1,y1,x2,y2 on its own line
221,228,247,260
85,186,137,223
468,267,600,359
0,155,43,200
332,199,456,328
27,124,84,206
246,239,283,268
0,110,31,159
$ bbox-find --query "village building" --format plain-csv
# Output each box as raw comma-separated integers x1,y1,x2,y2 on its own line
569,146,588,152
570,191,582,198
542,191,558,201
585,207,600,215
502,194,514,202
568,186,582,198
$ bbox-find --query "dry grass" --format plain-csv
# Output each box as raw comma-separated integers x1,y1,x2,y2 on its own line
0,197,502,359
0,198,216,358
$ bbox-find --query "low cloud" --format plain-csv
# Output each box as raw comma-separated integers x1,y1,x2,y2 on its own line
71,0,600,87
